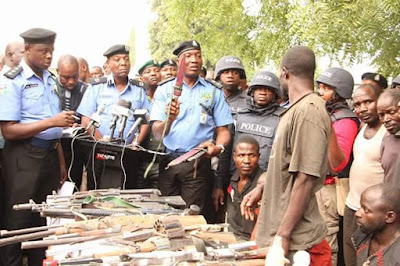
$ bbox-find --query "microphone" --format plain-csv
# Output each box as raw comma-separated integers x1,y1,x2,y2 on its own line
126,109,148,139
109,99,126,140
118,101,133,140
85,104,106,131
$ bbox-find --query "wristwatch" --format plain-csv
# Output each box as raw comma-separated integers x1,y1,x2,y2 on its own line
216,144,226,154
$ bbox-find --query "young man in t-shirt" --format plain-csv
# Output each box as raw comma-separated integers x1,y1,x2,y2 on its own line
241,46,332,264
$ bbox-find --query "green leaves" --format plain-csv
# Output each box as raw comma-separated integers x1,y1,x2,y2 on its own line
149,0,399,79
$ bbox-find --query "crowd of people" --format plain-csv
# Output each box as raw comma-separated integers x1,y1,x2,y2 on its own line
0,27,399,266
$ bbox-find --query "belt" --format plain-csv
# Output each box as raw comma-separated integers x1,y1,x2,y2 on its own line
30,137,60,150
324,176,336,185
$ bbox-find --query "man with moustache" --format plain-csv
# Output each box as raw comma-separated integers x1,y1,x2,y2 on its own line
0,28,76,265
353,184,400,265
378,90,400,185
150,40,232,215
160,59,177,81
343,84,386,266
77,44,150,189
56,54,88,188
226,136,263,240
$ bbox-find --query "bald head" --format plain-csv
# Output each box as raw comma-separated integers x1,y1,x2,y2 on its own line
5,41,24,68
76,57,90,83
364,184,400,215
57,55,79,90
281,46,316,80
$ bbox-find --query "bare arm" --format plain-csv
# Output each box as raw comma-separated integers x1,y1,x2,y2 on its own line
276,172,315,255
328,125,345,171
1,111,76,140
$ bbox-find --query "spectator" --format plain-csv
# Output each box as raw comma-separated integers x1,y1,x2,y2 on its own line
344,84,386,266
378,90,400,185
353,183,400,265
91,66,104,78
77,57,91,83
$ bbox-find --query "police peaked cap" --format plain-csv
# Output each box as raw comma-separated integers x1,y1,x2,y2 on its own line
214,55,246,81
317,67,354,99
20,28,56,44
138,60,160,75
362,72,388,89
248,70,280,96
160,59,178,69
173,40,201,57
103,44,130,58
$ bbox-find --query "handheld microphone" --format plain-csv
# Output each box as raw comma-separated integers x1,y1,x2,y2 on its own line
126,109,148,139
109,99,126,140
85,104,106,131
118,101,133,140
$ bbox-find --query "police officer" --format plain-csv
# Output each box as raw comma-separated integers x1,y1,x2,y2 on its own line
77,44,150,190
212,56,248,221
138,59,161,100
137,59,162,188
150,40,232,216
316,67,359,266
57,54,88,189
361,72,388,91
234,70,284,170
214,55,247,117
160,59,178,81
0,28,76,266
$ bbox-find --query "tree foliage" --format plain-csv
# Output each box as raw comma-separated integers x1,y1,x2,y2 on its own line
149,0,400,78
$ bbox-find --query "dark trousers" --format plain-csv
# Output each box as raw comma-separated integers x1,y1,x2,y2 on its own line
343,206,358,266
158,156,212,215
1,140,60,266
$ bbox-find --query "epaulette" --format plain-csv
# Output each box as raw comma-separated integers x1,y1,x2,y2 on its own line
158,76,175,86
129,79,146,88
89,76,107,85
205,78,223,89
3,65,22,79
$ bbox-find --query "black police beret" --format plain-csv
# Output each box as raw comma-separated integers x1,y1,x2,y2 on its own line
160,59,178,69
103,44,130,58
362,72,388,89
138,59,160,75
172,40,201,57
20,28,56,44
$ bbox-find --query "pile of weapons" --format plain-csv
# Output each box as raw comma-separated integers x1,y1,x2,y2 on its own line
0,189,266,265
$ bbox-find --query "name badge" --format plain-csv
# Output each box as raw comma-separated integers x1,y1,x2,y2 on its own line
25,83,38,89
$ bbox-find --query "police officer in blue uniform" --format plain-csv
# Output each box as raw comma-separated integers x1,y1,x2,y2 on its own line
150,40,233,216
0,28,76,266
77,44,150,189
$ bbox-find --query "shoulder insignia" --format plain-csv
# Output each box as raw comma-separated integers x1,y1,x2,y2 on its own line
205,78,223,89
129,79,146,88
89,76,107,85
158,76,175,86
3,65,22,79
